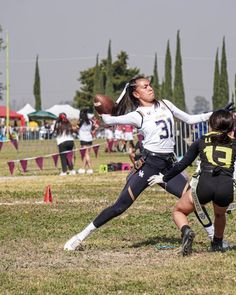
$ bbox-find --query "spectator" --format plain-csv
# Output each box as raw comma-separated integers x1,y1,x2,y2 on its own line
53,113,76,176
104,125,114,152
77,108,97,174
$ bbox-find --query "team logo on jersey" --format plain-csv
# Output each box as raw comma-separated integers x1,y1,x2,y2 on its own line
139,170,144,178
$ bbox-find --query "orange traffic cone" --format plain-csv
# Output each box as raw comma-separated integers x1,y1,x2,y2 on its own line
44,185,53,203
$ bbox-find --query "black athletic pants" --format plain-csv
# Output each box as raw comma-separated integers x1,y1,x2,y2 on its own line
58,140,74,173
93,154,188,228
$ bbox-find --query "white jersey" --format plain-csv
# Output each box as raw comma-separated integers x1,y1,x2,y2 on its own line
78,121,93,142
104,127,114,140
56,132,74,145
102,99,212,154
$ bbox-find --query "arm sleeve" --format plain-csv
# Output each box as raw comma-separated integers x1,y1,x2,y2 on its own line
101,111,142,128
163,139,200,182
163,99,212,124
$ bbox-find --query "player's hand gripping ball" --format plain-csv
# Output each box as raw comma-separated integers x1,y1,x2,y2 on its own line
94,94,115,115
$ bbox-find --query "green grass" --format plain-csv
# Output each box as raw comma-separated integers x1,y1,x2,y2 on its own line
0,140,236,294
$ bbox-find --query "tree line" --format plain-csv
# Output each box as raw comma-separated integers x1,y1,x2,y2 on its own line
74,31,234,113
0,27,235,113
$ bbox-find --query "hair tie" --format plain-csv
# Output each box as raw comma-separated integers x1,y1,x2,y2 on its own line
115,83,129,104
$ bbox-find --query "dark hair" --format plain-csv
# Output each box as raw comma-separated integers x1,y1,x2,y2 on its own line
112,76,158,116
53,112,73,136
209,109,234,144
79,108,90,127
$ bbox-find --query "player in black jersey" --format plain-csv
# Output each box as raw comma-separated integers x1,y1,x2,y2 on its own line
148,109,235,255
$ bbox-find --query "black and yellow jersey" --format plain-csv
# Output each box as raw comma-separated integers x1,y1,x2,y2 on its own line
163,131,236,182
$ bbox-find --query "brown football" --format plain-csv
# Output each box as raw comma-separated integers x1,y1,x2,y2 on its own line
94,94,115,115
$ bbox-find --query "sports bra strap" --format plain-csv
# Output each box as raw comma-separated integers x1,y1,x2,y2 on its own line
136,110,144,129
160,100,173,114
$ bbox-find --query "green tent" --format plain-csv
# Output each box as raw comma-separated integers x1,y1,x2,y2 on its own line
28,110,58,121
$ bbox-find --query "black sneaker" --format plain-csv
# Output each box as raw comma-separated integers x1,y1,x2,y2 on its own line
210,241,225,252
182,228,195,256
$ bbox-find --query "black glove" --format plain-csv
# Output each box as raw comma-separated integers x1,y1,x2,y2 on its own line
224,102,235,112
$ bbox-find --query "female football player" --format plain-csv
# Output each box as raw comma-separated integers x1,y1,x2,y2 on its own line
148,109,235,255
64,76,215,250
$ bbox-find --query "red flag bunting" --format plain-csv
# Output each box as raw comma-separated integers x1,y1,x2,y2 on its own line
20,159,28,172
35,157,44,170
11,139,19,150
7,161,15,175
52,154,59,167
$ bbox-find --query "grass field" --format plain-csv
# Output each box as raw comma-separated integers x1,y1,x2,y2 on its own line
0,140,236,294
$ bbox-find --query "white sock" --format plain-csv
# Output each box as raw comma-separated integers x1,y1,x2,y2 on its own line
204,224,214,241
76,222,97,242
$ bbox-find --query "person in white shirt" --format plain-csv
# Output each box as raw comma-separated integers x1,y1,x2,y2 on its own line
113,125,124,152
64,76,214,250
104,125,114,152
53,113,76,176
77,108,97,174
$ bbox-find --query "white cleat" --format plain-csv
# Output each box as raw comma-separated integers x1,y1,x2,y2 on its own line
86,169,93,174
78,168,85,174
64,235,83,251
69,170,76,175
59,172,67,176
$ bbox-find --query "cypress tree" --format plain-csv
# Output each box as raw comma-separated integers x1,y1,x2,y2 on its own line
212,49,221,109
160,79,165,98
93,54,104,95
173,31,185,110
33,55,42,111
219,37,229,106
152,53,160,98
164,40,172,100
105,40,114,98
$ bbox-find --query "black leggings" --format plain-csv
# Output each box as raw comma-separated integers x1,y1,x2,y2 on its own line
93,155,188,228
58,140,74,172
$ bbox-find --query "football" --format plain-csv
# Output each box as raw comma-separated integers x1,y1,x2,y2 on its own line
94,94,115,115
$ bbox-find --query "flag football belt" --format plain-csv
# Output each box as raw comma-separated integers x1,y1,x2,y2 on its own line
227,180,236,213
201,167,233,177
190,174,212,226
142,149,176,164
227,202,236,213
126,157,145,182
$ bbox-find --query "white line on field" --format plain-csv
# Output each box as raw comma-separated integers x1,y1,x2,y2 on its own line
0,199,94,206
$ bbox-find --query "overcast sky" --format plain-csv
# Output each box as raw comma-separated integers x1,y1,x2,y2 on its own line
0,0,236,112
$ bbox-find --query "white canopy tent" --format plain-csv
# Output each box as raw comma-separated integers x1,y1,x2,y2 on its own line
46,104,80,119
17,103,36,121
